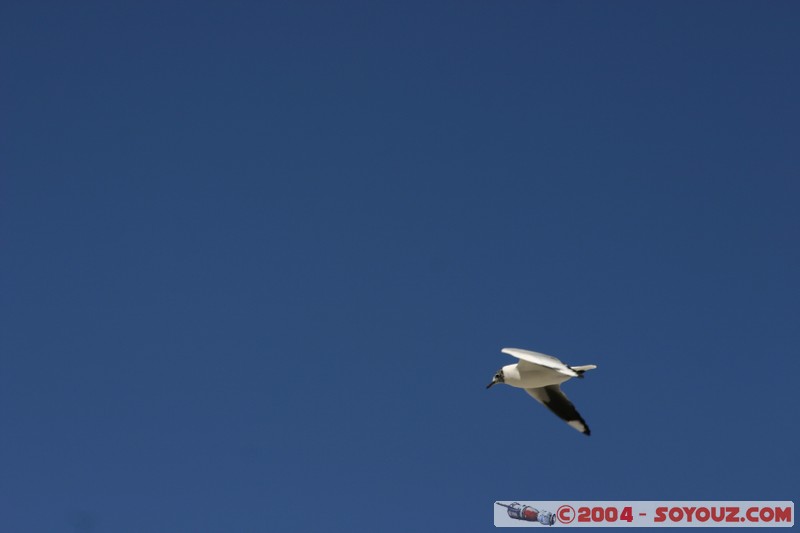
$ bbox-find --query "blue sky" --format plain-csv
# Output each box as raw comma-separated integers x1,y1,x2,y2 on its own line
2,2,798,531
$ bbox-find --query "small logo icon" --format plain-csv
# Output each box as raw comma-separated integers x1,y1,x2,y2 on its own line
496,502,556,526
557,504,576,524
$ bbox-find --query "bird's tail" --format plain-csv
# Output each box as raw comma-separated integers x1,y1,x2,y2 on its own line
569,364,597,378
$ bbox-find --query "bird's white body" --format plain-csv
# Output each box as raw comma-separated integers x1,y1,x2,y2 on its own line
487,347,597,436
499,363,571,389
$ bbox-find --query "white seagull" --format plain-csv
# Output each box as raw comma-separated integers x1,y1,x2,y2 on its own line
487,348,597,436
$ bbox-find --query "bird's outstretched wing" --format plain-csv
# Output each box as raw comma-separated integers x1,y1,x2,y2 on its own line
502,347,576,375
526,385,591,436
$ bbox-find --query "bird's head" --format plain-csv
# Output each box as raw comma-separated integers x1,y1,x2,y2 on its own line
486,369,505,389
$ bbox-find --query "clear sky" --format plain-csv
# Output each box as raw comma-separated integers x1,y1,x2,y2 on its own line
2,2,798,531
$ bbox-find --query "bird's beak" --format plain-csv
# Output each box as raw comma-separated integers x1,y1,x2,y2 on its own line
486,378,497,389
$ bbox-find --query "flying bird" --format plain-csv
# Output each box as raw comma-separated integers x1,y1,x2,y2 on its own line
487,347,597,435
